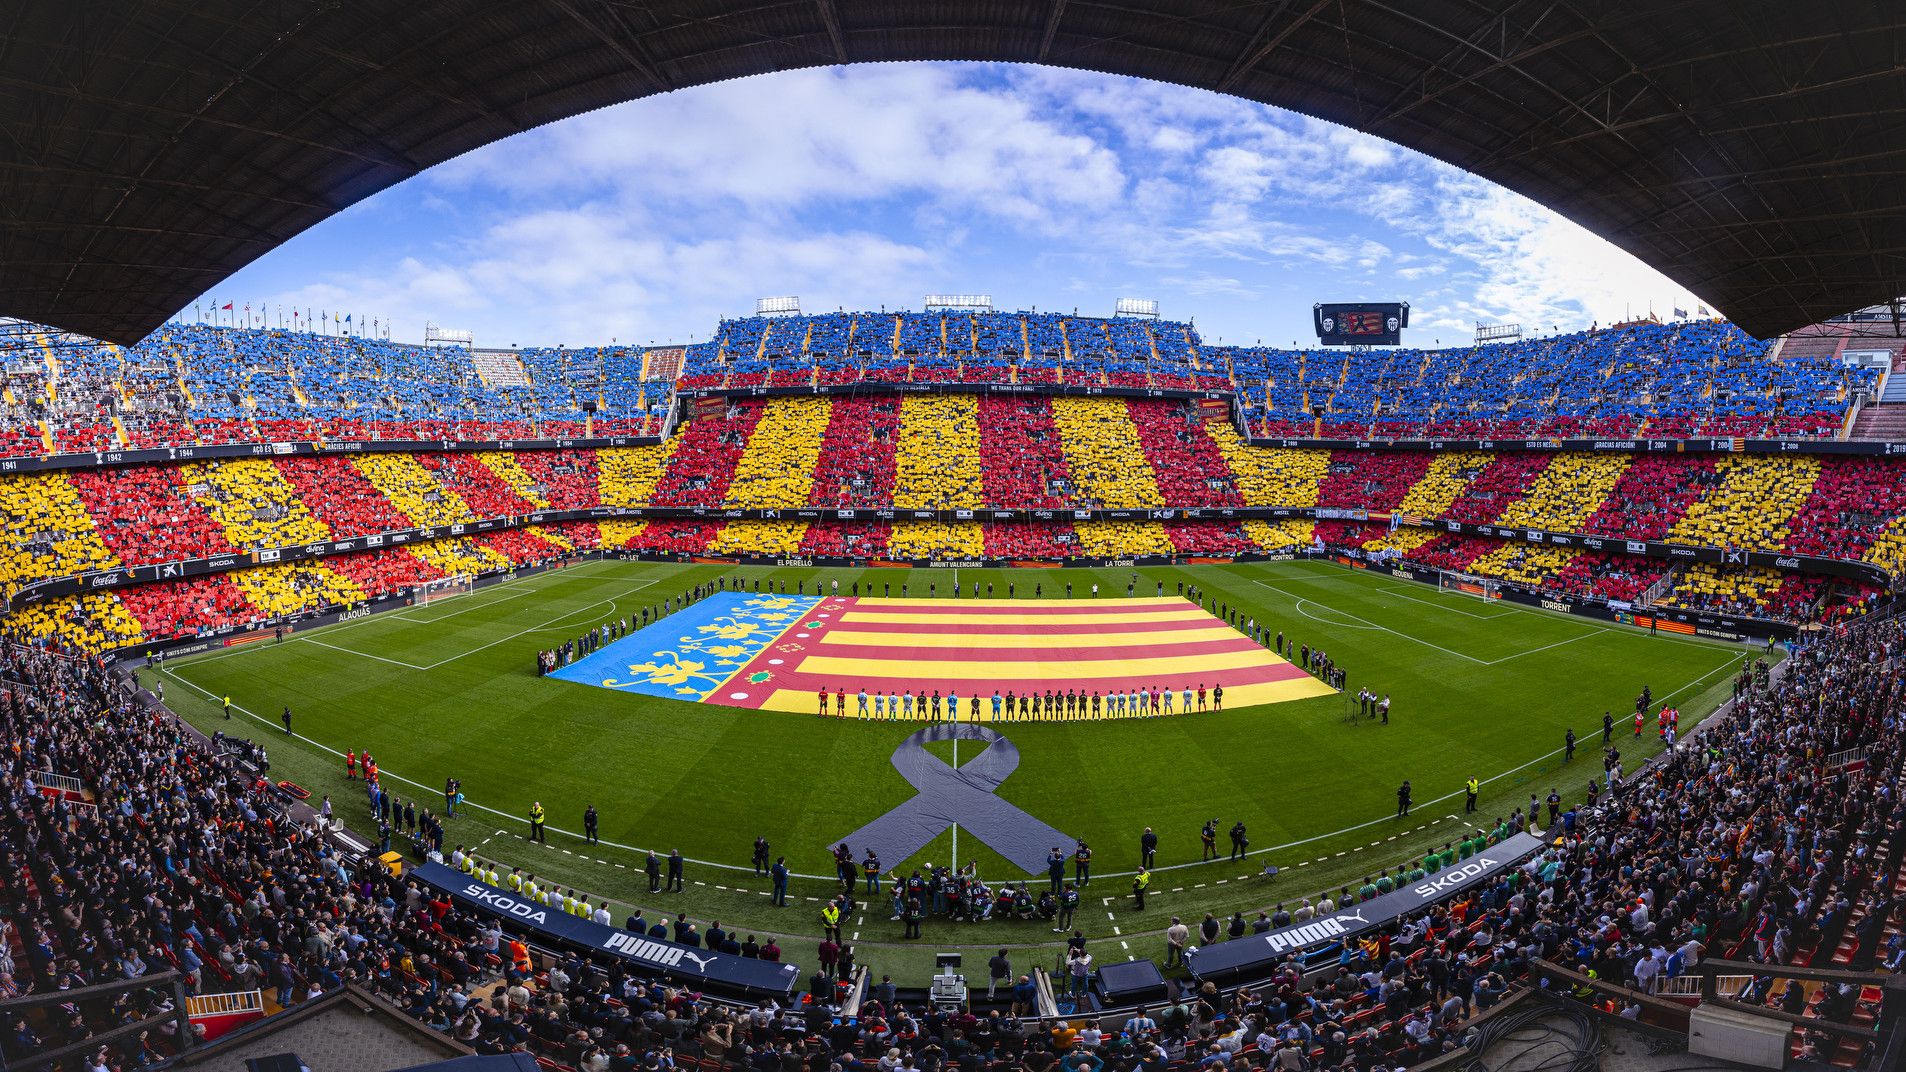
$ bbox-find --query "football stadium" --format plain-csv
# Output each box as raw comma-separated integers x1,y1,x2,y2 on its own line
2,6,1906,1072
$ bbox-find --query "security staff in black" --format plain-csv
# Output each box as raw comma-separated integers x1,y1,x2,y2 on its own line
1139,827,1158,868
583,804,599,844
528,802,547,843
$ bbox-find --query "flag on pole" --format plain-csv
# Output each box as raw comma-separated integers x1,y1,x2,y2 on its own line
221,302,233,311
1673,307,1687,319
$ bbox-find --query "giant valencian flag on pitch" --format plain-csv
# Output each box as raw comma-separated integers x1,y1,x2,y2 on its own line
552,594,1333,714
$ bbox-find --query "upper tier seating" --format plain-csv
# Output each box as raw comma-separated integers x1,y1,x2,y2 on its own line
0,325,675,457
2,310,1878,458
1216,319,1872,439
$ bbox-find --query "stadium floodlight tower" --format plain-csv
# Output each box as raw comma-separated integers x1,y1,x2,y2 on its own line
424,323,474,349
1474,322,1523,346
1114,297,1160,318
756,296,802,317
923,294,993,311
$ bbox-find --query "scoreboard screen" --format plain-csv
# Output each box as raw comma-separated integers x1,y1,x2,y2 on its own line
1314,301,1408,346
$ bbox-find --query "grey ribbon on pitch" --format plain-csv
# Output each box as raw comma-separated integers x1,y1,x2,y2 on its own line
836,724,1074,875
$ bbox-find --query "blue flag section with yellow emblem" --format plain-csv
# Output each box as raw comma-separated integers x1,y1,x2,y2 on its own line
549,593,824,704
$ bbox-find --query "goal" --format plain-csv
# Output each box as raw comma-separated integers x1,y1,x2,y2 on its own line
418,574,475,605
1438,570,1500,600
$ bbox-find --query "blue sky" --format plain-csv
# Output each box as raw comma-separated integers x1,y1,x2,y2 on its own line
204,63,1709,349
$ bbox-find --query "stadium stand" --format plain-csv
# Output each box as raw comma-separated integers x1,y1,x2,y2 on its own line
2,424,1905,646
0,310,1883,458
0,306,1902,647
893,394,984,511
0,325,677,453
1050,398,1166,508
723,397,830,509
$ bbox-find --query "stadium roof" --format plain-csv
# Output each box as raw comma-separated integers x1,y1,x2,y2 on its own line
5,1,1904,344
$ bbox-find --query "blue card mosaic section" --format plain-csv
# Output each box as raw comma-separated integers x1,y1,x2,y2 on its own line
549,592,823,701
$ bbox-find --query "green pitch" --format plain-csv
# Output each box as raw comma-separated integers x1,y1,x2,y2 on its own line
154,557,1755,981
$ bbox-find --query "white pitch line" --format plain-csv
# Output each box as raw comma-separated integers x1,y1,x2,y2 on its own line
298,636,429,670
1259,581,1486,662
1489,632,1591,664
1365,581,1512,620
420,579,658,669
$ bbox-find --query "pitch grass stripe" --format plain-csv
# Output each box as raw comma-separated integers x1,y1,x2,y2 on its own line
818,626,1244,649
795,649,1290,680
841,609,1208,626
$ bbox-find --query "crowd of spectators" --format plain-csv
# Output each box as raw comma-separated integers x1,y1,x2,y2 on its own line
1049,399,1166,509
678,311,1221,393
893,396,984,511
977,397,1073,508
0,311,1880,462
3,401,1905,654
810,398,901,508
1,326,675,457
723,398,830,510
1220,319,1870,439
1665,456,1821,553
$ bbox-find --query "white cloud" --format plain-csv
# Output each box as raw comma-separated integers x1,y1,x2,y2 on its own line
1402,172,1700,330
434,65,1128,233
220,61,1712,347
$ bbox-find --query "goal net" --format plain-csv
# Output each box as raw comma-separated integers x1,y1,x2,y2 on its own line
1438,570,1500,600
419,574,475,605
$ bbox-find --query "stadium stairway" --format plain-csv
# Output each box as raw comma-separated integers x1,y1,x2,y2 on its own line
472,349,530,388
1795,748,1906,1067
1850,373,1906,437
